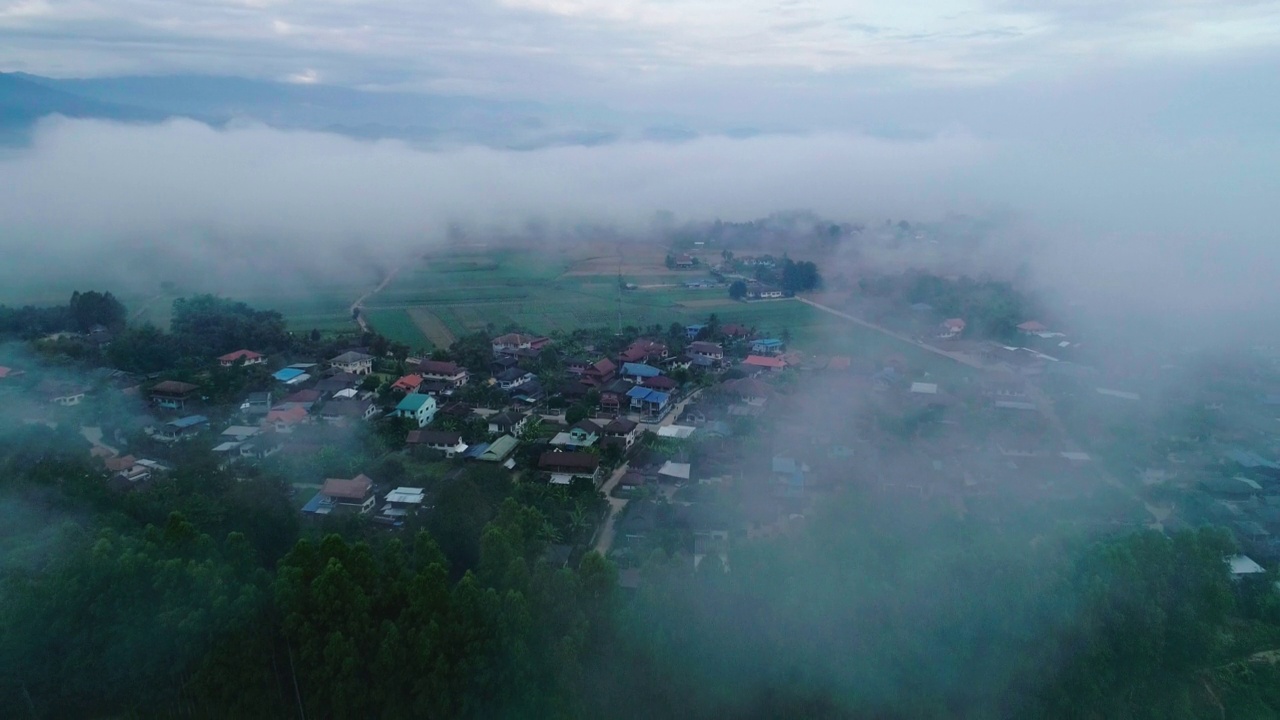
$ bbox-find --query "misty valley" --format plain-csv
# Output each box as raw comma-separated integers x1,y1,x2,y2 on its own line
2,217,1280,720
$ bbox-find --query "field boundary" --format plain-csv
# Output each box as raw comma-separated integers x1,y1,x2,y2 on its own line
408,307,458,348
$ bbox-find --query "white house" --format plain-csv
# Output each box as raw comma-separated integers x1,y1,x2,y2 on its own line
394,394,438,427
329,351,374,375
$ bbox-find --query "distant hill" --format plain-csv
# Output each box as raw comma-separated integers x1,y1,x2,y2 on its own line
0,73,162,129
1,72,764,147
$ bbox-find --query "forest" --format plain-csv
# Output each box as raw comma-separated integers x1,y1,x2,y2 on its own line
3,416,1280,718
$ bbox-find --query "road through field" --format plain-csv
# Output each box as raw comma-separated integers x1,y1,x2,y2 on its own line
796,297,987,370
351,266,404,333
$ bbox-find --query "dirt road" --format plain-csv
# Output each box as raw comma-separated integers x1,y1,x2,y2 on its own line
796,297,987,370
350,266,404,333
593,463,632,555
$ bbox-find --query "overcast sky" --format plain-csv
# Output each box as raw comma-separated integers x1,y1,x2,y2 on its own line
3,0,1279,129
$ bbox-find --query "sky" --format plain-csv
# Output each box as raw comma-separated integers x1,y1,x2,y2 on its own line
2,0,1279,124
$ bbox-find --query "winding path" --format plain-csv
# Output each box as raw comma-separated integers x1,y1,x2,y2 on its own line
795,296,986,369
350,266,404,333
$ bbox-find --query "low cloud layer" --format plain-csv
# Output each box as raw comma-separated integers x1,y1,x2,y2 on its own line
2,115,1278,341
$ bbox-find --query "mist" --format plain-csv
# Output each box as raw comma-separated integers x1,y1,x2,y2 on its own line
0,115,1275,338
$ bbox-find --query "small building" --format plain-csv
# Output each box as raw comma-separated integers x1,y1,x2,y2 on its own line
751,338,785,355
407,429,468,457
319,398,379,424
272,367,311,385
491,333,551,357
379,487,426,524
329,351,374,376
539,451,601,485
603,417,640,450
306,474,376,515
391,374,424,393
241,391,273,415
1228,554,1267,580
1017,321,1048,335
468,434,519,466
910,382,939,395
743,355,787,372
621,362,662,381
626,385,670,419
218,349,266,367
580,358,617,388
619,339,669,364
416,360,469,387
685,324,707,339
688,341,724,362
939,319,965,339
551,420,601,450
494,367,535,390
488,410,530,437
157,414,209,442
394,394,438,427
150,380,200,410
264,406,309,432
600,379,633,414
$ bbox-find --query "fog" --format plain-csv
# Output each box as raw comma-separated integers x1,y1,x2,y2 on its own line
2,114,1279,342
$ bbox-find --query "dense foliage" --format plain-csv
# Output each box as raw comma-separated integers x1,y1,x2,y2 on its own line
3,415,1280,719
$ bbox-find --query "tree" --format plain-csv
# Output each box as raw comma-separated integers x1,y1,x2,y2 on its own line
69,290,127,333
729,281,748,300
565,404,590,425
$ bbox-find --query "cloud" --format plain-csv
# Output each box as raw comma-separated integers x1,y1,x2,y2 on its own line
3,0,1278,101
1,115,1278,343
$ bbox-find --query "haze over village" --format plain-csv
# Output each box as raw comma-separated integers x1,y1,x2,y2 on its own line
3,1,1280,717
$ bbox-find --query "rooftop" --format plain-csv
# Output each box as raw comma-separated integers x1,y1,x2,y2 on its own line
322,474,373,500
395,394,435,412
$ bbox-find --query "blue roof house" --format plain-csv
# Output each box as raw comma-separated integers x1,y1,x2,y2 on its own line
626,385,670,418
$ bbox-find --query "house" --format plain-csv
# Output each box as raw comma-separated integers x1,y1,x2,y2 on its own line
280,388,323,408
494,367,535,390
772,456,809,494
751,338,785,355
265,406,309,432
315,373,361,396
673,253,695,268
466,434,519,466
1017,321,1048,335
642,375,678,392
743,355,787,372
329,351,374,375
394,394,438,427
910,382,939,395
491,333,551,357
1228,555,1267,580
600,379,633,413
237,434,284,461
721,323,753,339
658,461,691,482
151,380,200,410
272,367,311,385
626,385,670,418
603,417,640,450
391,374,424,393
619,339,668,364
319,398,379,424
580,358,617,388
378,487,426,524
407,430,468,457
566,358,591,375
221,425,261,442
685,324,707,339
620,472,646,491
539,451,601,485
724,377,770,406
688,341,724,362
157,415,209,442
621,362,662,381
241,391,273,415
415,360,469,387
304,474,376,515
39,380,87,406
939,319,965,339
218,349,265,367
488,410,531,437
552,420,601,449
748,285,784,299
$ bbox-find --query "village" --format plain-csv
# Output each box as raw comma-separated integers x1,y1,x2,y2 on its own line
3,263,1278,587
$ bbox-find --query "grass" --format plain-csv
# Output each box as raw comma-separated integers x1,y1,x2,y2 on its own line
364,308,434,350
